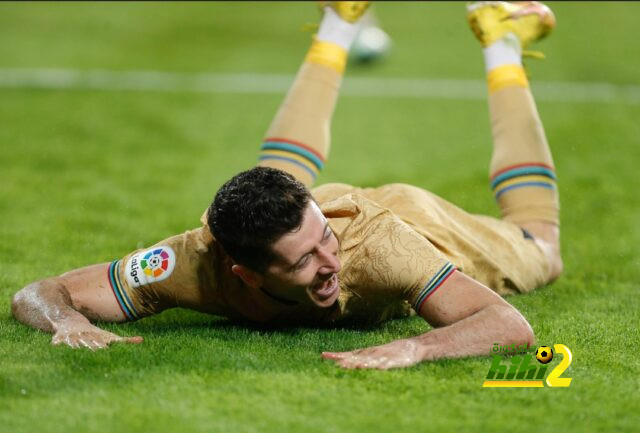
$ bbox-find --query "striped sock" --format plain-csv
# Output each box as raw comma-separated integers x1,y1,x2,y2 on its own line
259,137,325,182
491,163,557,200
485,46,559,224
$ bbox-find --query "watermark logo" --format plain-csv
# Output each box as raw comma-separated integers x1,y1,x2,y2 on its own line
483,343,573,388
535,346,553,364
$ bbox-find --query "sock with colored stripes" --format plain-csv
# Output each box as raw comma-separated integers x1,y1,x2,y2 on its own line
256,8,362,186
257,62,342,186
485,36,559,225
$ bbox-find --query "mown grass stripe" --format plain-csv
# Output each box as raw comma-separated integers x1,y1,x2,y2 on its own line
1,68,639,105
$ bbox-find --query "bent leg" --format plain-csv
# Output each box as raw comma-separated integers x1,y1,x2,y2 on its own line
258,6,365,187
485,57,562,280
488,79,558,227
258,61,341,187
465,0,564,281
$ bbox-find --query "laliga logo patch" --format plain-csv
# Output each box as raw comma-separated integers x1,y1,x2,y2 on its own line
125,246,176,288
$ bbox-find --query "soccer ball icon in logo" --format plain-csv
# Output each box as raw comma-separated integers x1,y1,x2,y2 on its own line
536,346,554,364
141,248,171,278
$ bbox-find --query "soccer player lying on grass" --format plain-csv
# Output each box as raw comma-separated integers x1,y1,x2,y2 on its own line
12,1,563,369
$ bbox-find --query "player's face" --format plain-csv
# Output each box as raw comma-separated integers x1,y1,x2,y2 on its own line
262,201,342,308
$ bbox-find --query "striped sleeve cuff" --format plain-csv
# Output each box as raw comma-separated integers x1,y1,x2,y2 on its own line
412,262,457,312
108,260,141,321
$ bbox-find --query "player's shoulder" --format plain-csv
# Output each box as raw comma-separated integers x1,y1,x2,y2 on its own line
121,226,216,288
162,226,215,254
312,182,361,204
322,192,414,250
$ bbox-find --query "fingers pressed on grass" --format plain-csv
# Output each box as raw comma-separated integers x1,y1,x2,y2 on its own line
78,338,97,351
321,351,349,359
104,334,143,347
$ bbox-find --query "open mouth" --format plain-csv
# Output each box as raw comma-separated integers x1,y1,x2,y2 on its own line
312,274,339,301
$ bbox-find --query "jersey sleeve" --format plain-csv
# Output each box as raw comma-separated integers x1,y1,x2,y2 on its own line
331,194,457,313
107,227,217,320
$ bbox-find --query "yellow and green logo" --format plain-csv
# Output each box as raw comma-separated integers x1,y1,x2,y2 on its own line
483,344,573,388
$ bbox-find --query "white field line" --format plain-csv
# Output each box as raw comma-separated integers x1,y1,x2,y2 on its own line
1,67,639,105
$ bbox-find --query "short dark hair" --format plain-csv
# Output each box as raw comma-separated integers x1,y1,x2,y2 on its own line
208,167,312,272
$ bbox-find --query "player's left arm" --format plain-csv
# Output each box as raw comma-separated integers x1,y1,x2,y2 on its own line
322,271,535,369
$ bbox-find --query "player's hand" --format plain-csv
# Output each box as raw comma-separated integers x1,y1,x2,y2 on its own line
322,338,424,370
51,322,143,350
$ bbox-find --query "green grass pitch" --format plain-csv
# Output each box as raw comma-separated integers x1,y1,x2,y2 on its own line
1,2,638,432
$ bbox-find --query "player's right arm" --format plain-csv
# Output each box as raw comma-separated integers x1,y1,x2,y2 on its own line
11,263,143,350
13,227,215,350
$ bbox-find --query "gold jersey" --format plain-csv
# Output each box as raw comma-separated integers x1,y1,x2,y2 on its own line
107,183,548,325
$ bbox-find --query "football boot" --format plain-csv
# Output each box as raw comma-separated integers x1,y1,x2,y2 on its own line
467,1,555,57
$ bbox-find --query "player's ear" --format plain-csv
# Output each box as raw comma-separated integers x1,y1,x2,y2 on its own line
231,264,263,289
